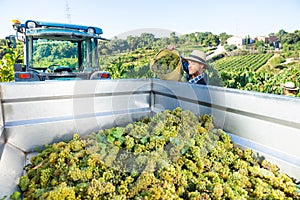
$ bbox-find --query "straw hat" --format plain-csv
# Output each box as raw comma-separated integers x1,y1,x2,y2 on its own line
281,82,299,90
184,50,209,69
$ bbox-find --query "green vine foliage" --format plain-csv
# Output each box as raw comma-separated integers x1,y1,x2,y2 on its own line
0,53,15,82
211,53,300,97
0,40,23,82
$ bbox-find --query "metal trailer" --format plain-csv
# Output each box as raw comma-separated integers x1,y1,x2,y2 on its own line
0,79,300,197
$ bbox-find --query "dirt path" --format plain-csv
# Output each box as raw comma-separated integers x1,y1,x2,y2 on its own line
281,58,295,65
207,45,226,59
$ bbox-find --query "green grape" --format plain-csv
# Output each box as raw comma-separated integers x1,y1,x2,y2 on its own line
9,191,21,200
10,108,300,199
124,135,135,150
40,168,52,188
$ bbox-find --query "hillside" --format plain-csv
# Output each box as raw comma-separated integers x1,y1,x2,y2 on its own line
114,28,182,39
1,29,300,97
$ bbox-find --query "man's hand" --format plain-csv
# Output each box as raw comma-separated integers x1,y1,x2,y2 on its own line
167,45,175,51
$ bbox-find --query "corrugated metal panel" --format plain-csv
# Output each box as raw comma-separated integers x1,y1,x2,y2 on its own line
0,144,25,198
1,79,152,152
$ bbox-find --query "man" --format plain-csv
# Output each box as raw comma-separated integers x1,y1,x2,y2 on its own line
281,82,299,96
183,50,209,85
167,45,209,84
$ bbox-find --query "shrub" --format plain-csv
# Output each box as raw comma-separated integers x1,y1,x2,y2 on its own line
0,53,15,82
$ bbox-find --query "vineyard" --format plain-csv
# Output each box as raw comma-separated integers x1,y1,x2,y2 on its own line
1,30,300,199
210,53,300,96
98,49,300,97
212,53,274,71
1,31,300,97
99,48,158,79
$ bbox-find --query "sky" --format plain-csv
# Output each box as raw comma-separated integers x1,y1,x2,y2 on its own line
1,0,299,39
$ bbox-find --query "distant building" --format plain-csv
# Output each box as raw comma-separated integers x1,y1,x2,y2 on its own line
254,35,279,48
226,35,279,50
256,36,269,43
269,36,277,43
254,35,277,44
227,36,254,49
227,36,245,48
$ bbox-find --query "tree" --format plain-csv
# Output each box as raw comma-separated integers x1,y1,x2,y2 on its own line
276,29,288,44
126,35,137,50
282,43,290,55
169,32,179,45
219,32,232,46
141,33,155,48
281,33,300,45
254,40,266,53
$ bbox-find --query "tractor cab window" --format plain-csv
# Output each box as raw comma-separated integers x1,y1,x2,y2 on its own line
29,38,99,73
31,39,78,71
80,38,99,72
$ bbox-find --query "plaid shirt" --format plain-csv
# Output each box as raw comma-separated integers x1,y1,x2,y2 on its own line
188,73,205,84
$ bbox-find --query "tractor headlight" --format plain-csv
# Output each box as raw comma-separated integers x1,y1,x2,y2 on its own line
26,21,37,29
87,27,95,34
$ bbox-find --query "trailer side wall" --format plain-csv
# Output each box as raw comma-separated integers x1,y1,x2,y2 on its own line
0,79,299,198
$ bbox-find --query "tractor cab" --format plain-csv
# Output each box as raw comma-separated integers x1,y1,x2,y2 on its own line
10,19,110,81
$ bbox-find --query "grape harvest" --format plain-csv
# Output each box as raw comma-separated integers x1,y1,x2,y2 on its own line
151,52,180,75
11,108,300,199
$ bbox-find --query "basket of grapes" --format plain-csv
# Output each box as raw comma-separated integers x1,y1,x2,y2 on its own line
150,49,183,81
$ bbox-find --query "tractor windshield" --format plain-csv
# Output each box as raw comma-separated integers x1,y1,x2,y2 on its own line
30,37,99,72
31,39,78,69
